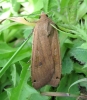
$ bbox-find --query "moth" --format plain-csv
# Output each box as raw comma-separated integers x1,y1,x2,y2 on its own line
31,13,61,89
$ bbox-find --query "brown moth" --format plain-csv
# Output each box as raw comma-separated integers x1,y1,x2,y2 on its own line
31,13,61,89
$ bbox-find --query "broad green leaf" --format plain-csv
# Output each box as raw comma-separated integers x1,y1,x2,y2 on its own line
78,43,87,49
62,55,73,74
0,8,11,19
0,22,19,33
10,0,21,12
60,0,70,13
77,1,87,19
48,0,59,12
29,0,43,12
70,48,87,64
43,0,49,12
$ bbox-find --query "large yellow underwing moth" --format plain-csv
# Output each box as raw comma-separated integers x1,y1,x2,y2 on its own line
31,13,61,89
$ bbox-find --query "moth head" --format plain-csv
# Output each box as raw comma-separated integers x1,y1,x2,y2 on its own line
39,12,48,19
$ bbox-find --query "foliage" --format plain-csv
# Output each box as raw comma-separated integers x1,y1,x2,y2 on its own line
0,0,87,100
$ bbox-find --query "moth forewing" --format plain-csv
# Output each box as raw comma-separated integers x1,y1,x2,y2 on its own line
31,14,55,89
48,28,61,86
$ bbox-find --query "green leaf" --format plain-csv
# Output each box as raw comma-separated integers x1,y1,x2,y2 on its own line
77,1,87,19
78,75,87,91
59,31,68,59
0,91,8,100
62,55,73,74
48,0,58,12
0,22,19,33
30,0,43,12
0,40,32,67
78,43,87,49
10,0,21,12
56,72,80,100
0,33,32,78
70,48,87,64
10,61,30,100
80,80,87,91
29,93,49,100
69,78,87,92
22,0,43,14
73,63,87,76
11,64,16,86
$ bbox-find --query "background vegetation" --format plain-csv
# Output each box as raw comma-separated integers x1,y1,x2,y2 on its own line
0,0,87,100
